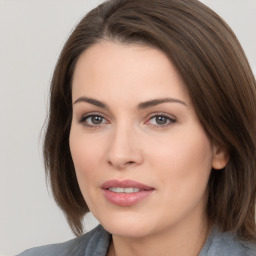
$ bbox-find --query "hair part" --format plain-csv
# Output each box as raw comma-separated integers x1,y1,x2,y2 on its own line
44,0,256,239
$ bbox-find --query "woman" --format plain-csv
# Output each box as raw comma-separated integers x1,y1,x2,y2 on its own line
18,0,256,255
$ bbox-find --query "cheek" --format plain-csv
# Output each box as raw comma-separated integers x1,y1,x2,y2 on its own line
149,127,213,193
69,128,103,186
152,129,212,163
69,131,105,211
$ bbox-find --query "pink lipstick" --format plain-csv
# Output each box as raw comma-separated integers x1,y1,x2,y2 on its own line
101,179,155,207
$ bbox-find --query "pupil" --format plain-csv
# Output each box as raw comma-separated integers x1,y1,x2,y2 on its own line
156,116,167,125
92,116,102,124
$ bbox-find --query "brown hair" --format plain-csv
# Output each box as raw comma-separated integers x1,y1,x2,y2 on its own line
43,0,256,240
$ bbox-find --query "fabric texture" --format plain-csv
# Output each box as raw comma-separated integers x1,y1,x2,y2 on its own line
199,227,256,256
17,225,256,256
17,225,111,256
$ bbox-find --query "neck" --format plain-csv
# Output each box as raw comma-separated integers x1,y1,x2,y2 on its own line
108,216,210,256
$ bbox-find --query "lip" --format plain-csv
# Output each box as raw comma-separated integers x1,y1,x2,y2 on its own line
101,179,155,207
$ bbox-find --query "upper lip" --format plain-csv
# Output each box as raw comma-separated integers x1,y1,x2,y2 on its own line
101,179,155,190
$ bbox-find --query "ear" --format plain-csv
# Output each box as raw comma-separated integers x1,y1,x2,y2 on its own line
212,144,229,170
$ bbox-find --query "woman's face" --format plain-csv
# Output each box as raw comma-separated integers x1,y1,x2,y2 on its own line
70,41,226,238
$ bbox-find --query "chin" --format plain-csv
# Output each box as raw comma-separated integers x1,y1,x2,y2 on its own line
104,222,153,238
94,210,162,238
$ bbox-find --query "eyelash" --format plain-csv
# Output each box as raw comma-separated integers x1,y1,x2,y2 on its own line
79,112,109,128
79,112,176,128
145,113,176,128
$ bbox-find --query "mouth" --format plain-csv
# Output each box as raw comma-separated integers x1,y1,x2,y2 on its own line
108,187,143,193
101,179,155,206
101,179,154,192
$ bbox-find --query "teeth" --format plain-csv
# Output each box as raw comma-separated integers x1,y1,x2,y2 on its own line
108,187,141,193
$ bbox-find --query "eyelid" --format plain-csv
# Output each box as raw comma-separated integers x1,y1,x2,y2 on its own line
146,112,176,120
79,112,110,127
144,112,177,126
77,111,176,128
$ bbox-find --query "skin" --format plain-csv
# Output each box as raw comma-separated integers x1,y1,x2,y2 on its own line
69,40,228,256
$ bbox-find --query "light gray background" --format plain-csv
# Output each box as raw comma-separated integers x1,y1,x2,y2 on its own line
0,1,255,255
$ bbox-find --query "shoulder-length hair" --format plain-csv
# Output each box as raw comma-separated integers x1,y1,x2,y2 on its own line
43,0,256,240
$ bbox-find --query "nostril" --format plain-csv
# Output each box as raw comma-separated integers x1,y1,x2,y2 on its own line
126,161,135,165
107,159,136,169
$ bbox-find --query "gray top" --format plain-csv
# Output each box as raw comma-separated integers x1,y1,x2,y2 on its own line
17,225,256,256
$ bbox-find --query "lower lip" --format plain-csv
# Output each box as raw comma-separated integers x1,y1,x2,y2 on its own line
102,189,154,207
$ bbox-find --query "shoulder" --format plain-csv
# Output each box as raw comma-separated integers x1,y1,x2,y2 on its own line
200,226,256,256
16,225,111,256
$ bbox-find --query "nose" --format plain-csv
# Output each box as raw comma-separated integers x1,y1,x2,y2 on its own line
106,123,143,170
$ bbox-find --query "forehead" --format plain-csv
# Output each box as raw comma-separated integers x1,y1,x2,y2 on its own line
72,40,190,104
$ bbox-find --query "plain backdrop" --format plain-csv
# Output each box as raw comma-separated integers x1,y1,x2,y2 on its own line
0,1,255,255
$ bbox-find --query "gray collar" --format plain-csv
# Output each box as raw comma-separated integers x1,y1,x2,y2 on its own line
84,225,111,256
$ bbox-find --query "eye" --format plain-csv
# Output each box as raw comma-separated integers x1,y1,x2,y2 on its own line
146,114,176,127
80,114,108,127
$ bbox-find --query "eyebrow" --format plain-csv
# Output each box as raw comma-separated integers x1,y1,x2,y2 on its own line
73,96,187,109
138,98,187,109
73,96,108,109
